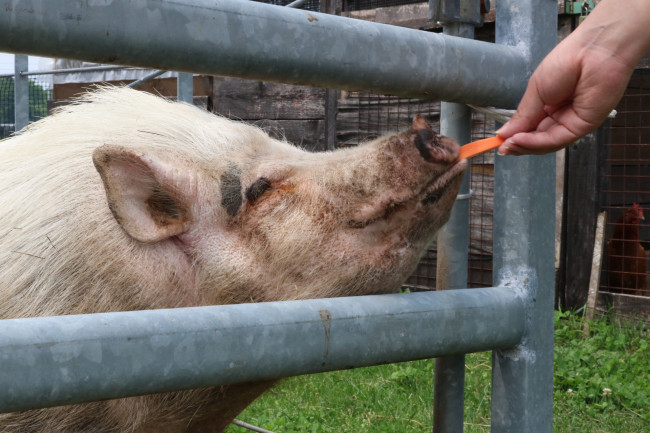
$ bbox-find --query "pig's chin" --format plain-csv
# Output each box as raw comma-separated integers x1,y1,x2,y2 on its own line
420,159,467,206
348,159,467,231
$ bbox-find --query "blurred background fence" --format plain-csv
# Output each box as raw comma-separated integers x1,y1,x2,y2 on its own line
0,75,52,138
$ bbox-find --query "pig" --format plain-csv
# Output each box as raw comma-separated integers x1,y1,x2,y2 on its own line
0,86,466,432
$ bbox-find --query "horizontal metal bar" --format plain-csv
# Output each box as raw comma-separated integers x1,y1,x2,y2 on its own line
21,65,130,76
0,0,528,107
0,66,148,79
0,287,525,413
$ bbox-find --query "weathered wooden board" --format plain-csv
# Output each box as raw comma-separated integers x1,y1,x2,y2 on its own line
52,76,214,100
596,292,650,323
249,118,326,152
212,77,326,120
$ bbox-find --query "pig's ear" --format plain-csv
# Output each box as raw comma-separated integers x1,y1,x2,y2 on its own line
412,115,430,130
92,145,193,243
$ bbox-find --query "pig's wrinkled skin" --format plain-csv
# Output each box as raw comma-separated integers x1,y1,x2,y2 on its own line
0,87,466,433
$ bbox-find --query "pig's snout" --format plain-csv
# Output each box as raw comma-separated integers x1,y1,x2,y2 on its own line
411,115,460,164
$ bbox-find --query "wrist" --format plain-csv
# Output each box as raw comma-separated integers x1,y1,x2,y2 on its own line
573,0,650,67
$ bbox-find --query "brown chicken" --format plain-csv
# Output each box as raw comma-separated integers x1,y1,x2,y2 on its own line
607,203,647,296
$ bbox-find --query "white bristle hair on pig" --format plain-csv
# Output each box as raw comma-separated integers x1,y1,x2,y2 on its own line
0,86,466,432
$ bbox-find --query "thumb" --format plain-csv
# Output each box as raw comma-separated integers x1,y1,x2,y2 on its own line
497,97,546,140
496,73,550,139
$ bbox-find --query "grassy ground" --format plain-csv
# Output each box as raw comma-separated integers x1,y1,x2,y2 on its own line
226,311,648,433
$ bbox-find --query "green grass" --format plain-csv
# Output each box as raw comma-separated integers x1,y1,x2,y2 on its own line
226,312,648,433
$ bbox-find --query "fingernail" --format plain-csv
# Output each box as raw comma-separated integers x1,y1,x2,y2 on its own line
495,121,509,135
497,138,513,156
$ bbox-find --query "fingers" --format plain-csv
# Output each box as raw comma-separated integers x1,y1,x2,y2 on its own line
497,124,579,156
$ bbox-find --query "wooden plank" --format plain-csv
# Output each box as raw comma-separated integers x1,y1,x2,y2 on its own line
340,0,572,31
341,3,439,30
596,292,650,323
561,128,606,308
584,211,607,337
48,95,209,114
53,76,213,99
212,77,326,120
249,119,326,152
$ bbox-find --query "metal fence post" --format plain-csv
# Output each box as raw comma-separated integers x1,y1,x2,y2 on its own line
431,1,481,431
433,99,472,433
492,0,557,432
13,54,28,131
177,72,194,104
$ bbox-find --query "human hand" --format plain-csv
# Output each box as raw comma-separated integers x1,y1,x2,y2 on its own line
496,0,650,156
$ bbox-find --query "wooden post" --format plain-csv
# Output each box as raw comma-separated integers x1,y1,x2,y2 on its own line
321,0,341,151
583,211,607,337
560,124,610,309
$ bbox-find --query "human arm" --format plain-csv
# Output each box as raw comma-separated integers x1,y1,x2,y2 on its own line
496,0,650,156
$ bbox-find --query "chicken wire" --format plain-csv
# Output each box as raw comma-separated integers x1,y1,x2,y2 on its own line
0,75,53,139
601,69,650,299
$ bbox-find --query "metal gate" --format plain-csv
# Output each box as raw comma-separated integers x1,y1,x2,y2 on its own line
0,1,556,431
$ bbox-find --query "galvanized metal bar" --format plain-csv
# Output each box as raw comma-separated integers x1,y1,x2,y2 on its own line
20,65,129,76
124,0,307,97
126,69,168,89
13,54,29,131
433,13,476,433
0,0,527,107
177,72,194,103
0,65,131,79
491,0,557,432
0,287,525,414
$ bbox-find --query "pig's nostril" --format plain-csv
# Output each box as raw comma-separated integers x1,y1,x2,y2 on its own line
414,129,436,160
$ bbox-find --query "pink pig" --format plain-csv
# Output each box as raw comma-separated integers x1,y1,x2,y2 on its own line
0,87,466,432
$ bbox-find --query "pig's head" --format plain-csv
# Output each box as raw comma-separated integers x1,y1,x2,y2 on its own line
93,108,466,305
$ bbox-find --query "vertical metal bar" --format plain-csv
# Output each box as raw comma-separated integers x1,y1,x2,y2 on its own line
492,1,557,432
433,19,475,433
13,54,29,131
177,72,194,104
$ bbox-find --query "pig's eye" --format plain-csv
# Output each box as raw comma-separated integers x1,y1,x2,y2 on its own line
245,177,272,202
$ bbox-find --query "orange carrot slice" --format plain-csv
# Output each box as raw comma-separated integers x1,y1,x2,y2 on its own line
457,136,505,160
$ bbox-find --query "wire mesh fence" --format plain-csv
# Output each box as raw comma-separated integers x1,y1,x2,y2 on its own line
601,69,650,299
0,75,53,139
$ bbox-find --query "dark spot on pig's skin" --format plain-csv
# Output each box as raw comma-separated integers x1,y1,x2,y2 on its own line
245,177,272,202
221,163,243,217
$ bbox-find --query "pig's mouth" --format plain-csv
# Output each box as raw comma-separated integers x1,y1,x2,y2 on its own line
421,159,466,205
348,159,467,229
